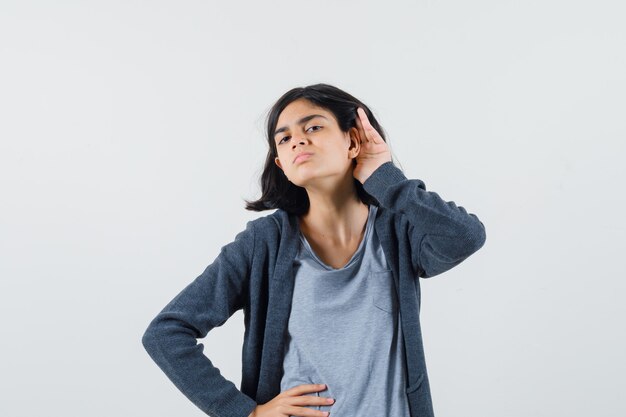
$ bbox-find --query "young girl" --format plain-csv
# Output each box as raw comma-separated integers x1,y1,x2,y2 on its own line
142,83,486,417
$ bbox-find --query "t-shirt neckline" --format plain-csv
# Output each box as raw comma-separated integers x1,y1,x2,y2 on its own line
298,204,375,271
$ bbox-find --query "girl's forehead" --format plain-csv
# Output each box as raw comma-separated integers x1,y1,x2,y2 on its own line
277,101,333,127
281,99,325,116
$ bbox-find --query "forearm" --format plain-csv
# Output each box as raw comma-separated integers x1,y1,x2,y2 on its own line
363,161,486,277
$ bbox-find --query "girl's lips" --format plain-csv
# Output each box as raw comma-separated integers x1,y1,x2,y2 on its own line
294,153,313,163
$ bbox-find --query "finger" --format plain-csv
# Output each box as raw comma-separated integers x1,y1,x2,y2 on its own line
355,109,369,143
286,394,333,407
284,404,329,417
284,383,326,396
357,107,383,144
358,107,377,143
355,118,366,144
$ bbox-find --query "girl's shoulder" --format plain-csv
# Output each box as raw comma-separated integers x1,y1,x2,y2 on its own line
243,209,286,241
250,209,284,231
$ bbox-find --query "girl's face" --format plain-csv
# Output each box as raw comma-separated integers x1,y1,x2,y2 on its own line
273,98,360,188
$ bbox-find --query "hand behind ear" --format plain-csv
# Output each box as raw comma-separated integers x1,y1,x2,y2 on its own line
352,107,392,183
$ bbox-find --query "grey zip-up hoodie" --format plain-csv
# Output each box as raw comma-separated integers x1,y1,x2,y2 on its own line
142,161,486,417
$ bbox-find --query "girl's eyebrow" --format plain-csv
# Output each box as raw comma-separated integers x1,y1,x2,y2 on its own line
274,114,328,137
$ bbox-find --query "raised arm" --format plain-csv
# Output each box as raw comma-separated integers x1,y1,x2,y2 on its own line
362,161,486,278
141,221,258,417
351,107,485,278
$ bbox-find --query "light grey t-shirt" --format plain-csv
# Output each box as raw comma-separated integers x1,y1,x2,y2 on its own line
280,204,411,417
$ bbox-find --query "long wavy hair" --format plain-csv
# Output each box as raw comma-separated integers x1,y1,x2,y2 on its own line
244,83,396,215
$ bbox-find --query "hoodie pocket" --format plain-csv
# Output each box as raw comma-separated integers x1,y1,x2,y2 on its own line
405,373,435,417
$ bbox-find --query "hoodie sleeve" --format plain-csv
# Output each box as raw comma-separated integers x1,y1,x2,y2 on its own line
141,220,258,417
362,161,486,278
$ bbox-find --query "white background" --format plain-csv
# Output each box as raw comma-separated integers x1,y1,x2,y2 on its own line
1,1,624,416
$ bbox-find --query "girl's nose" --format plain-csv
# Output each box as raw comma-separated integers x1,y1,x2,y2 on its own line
292,138,306,148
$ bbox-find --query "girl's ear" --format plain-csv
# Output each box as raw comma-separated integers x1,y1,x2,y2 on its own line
274,157,283,171
348,127,361,159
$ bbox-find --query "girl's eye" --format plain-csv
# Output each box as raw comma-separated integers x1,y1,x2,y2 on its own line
278,126,322,144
